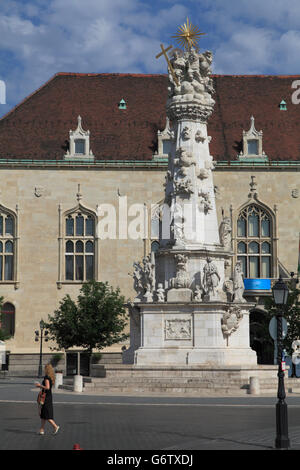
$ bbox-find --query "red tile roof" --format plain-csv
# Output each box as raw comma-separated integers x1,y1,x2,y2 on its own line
0,73,299,161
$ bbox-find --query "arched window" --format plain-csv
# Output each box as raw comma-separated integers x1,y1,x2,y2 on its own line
149,203,161,253
236,204,273,278
151,241,160,253
1,302,15,336
0,211,16,281
64,211,95,282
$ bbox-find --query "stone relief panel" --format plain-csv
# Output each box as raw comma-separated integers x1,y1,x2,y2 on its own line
164,319,192,340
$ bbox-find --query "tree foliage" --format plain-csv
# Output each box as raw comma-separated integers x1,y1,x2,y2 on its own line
0,296,11,341
264,281,300,356
45,281,129,354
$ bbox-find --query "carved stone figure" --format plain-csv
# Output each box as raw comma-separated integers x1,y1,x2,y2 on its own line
169,50,186,85
219,217,232,250
221,305,243,336
181,126,191,141
174,177,194,195
198,190,212,214
223,279,233,302
174,147,198,177
199,51,213,77
204,155,215,171
167,48,215,107
132,254,155,303
195,130,205,143
187,49,202,82
233,260,246,303
171,204,185,246
156,283,165,303
170,254,190,289
143,254,155,296
132,261,144,302
193,285,203,302
203,257,220,300
197,168,210,180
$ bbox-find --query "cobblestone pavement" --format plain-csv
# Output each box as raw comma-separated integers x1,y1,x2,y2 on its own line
1,377,300,451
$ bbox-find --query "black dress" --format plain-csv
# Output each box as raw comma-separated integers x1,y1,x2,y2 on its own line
40,375,54,420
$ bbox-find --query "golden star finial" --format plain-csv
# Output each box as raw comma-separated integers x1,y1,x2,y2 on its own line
171,17,205,50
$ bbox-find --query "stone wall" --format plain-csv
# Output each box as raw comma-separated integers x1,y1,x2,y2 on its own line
0,166,298,353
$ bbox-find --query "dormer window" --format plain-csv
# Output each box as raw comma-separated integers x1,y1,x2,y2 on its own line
75,139,85,155
64,116,94,161
153,117,175,160
247,139,259,155
238,116,268,162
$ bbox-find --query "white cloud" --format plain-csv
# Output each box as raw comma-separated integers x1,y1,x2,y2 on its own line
1,0,300,116
190,0,300,74
0,0,189,115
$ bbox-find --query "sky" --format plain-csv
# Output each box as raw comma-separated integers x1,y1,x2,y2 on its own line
0,0,300,117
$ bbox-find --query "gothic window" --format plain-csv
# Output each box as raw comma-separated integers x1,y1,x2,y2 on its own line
150,203,161,252
64,212,95,282
0,211,16,282
236,204,273,278
1,302,15,336
151,241,160,253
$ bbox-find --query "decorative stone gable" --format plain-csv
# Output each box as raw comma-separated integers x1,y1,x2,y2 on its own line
64,115,94,161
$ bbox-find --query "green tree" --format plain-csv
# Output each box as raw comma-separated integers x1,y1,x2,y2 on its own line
264,281,300,356
45,281,129,361
0,296,11,341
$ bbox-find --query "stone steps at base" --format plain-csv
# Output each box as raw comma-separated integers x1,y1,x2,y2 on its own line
82,385,249,394
89,377,248,384
85,382,248,390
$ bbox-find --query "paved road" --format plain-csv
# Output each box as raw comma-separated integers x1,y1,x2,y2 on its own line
1,377,300,451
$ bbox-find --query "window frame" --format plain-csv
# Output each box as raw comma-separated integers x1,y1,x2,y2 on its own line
57,204,99,288
235,203,275,279
0,205,19,288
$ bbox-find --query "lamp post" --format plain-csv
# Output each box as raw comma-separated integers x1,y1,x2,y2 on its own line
272,276,290,449
35,320,48,378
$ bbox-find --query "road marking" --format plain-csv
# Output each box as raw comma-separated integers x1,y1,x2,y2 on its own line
1,399,300,408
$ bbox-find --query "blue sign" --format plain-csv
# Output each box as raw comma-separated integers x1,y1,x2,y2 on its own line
244,278,271,290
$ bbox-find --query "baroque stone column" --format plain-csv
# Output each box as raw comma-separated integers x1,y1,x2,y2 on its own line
162,48,218,248
155,47,228,303
128,44,257,367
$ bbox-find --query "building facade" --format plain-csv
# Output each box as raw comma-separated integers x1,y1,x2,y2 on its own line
0,73,299,356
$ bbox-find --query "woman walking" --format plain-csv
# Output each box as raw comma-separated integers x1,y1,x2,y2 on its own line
35,363,60,435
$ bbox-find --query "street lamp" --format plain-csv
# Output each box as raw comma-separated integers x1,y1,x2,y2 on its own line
35,320,49,378
272,276,290,449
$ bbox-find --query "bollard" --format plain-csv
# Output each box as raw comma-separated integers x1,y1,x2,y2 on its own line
73,375,83,393
55,372,63,390
249,376,260,395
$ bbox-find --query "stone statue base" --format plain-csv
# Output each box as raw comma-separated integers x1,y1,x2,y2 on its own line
135,347,257,366
132,301,257,367
167,288,193,302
